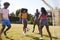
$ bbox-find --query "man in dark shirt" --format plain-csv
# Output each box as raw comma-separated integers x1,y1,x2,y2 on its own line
32,9,40,33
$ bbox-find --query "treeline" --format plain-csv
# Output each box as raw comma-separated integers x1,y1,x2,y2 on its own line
9,9,53,25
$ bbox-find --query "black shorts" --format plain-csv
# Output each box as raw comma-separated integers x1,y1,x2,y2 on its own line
34,20,39,25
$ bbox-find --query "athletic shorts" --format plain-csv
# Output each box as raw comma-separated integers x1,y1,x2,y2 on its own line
22,18,27,24
2,19,11,26
34,19,39,25
40,19,49,26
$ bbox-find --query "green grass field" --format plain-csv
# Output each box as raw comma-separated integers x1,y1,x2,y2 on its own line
0,24,59,40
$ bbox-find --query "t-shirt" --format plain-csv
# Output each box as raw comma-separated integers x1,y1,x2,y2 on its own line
40,14,47,20
35,12,40,18
21,13,27,19
34,12,40,20
0,8,9,20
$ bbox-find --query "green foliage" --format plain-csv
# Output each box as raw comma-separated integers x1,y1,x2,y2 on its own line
10,12,16,17
9,16,20,23
10,9,53,25
48,15,53,25
27,14,33,24
16,9,20,17
27,14,33,21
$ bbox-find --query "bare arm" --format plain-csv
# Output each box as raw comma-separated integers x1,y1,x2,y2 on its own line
20,13,22,19
0,13,3,21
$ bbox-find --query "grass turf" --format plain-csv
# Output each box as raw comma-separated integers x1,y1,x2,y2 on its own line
0,24,59,40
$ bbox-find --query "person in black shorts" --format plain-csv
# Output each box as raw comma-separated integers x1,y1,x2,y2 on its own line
32,9,40,33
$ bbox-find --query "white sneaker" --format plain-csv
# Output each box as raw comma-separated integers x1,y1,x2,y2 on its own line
26,27,30,31
39,37,43,40
23,32,26,35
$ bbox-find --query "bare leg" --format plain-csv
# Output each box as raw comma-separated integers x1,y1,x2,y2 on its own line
23,22,27,33
32,23,36,32
0,25,6,35
40,26,44,37
46,25,52,40
23,23,26,33
39,25,44,40
23,26,26,33
4,25,11,36
37,24,40,33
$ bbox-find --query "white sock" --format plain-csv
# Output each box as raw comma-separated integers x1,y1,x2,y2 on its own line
26,27,30,31
23,32,26,35
40,37,43,39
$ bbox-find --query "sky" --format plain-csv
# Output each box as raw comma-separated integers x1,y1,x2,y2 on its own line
0,0,60,15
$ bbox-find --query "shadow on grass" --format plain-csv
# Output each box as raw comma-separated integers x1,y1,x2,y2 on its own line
43,35,58,39
5,36,14,40
0,38,2,40
36,33,58,39
26,35,44,40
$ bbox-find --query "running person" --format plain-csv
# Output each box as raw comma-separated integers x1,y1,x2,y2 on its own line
21,8,29,35
0,2,11,36
39,7,52,40
32,9,40,33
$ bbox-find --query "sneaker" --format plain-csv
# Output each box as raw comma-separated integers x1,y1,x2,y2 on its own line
23,32,26,35
39,32,41,34
26,27,30,31
39,37,43,40
4,31,7,36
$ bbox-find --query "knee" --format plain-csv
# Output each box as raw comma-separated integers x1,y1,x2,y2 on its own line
39,26,42,29
9,26,11,28
7,25,11,28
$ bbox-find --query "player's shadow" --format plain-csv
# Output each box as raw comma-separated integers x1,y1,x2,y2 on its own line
5,36,14,40
43,34,58,39
26,35,43,40
36,33,58,40
0,38,2,40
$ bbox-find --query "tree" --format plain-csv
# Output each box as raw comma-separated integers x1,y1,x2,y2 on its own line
27,14,33,24
15,9,20,17
27,14,33,21
10,12,15,17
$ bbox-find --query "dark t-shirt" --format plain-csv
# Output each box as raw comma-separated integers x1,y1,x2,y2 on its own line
35,12,40,18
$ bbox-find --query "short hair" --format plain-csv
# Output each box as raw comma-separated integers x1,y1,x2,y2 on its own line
4,2,10,6
36,9,38,11
21,8,28,13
